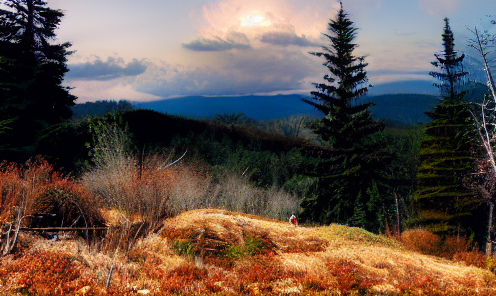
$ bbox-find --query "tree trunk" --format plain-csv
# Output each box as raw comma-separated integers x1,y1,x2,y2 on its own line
487,202,494,256
394,192,401,237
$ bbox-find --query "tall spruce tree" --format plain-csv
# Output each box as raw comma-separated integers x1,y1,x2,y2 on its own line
413,18,478,237
0,0,76,160
300,2,389,232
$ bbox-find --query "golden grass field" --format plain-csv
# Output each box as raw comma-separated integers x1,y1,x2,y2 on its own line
1,208,495,295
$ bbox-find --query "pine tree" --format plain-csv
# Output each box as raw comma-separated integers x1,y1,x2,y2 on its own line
413,18,478,237
300,2,389,232
0,0,76,160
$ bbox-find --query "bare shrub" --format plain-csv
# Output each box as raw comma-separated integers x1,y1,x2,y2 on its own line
81,122,177,227
81,119,301,240
165,165,301,220
166,162,212,215
200,173,301,220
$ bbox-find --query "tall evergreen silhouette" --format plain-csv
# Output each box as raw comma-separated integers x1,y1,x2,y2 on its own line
300,2,389,232
0,0,76,160
413,18,478,237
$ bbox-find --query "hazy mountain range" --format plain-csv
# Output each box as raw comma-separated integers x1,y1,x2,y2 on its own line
132,80,440,124
73,80,488,126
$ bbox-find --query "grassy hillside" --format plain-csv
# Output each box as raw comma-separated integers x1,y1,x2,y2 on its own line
1,209,494,295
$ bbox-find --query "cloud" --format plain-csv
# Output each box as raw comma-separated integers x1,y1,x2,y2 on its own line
182,31,251,51
132,47,318,97
69,79,163,103
65,46,321,102
66,57,148,80
187,0,329,51
259,31,320,47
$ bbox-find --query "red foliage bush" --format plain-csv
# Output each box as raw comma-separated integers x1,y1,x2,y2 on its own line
234,255,286,284
401,228,480,261
437,235,470,259
0,157,53,222
0,157,103,229
327,259,377,294
453,250,486,268
160,265,209,294
13,251,95,295
401,228,440,255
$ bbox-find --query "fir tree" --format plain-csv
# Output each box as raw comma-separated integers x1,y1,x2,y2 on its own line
0,0,76,160
413,18,478,237
300,2,389,232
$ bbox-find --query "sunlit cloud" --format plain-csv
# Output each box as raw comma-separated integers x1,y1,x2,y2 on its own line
240,15,272,27
183,0,326,50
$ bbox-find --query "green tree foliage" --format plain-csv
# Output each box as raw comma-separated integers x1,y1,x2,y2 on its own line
212,112,258,127
71,100,135,119
413,18,479,237
0,0,76,160
299,2,389,232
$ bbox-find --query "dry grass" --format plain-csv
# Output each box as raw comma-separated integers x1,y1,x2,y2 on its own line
2,209,496,295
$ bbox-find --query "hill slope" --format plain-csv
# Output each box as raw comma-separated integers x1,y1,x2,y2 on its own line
1,209,494,295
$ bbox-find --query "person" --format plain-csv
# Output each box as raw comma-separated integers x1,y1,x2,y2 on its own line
289,214,298,226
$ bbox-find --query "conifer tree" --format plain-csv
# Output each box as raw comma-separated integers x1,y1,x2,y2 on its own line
300,2,389,232
0,0,76,160
413,18,478,237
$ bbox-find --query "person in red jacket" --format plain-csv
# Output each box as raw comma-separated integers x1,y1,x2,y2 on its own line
289,214,298,226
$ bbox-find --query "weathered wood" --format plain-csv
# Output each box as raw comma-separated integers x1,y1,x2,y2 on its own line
19,227,109,232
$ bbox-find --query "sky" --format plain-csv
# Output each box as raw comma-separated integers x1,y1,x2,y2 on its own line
40,0,496,103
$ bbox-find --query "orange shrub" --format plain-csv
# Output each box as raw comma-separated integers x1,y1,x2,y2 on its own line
159,265,209,294
401,228,440,255
31,176,104,228
13,251,95,295
0,157,53,223
438,235,470,259
453,250,486,268
327,259,377,294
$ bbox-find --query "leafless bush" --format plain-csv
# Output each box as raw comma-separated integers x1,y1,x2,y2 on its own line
197,173,301,220
165,167,301,220
80,124,175,228
81,120,301,243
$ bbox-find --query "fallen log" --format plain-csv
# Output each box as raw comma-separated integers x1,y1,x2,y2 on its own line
19,227,109,232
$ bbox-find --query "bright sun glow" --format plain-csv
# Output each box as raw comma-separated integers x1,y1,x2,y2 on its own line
240,15,271,27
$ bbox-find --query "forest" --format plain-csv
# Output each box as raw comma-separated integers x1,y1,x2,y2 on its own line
1,0,496,295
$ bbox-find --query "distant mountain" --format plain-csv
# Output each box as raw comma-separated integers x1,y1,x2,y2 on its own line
135,93,440,125
368,80,437,96
134,94,321,121
363,94,438,125
71,80,487,126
